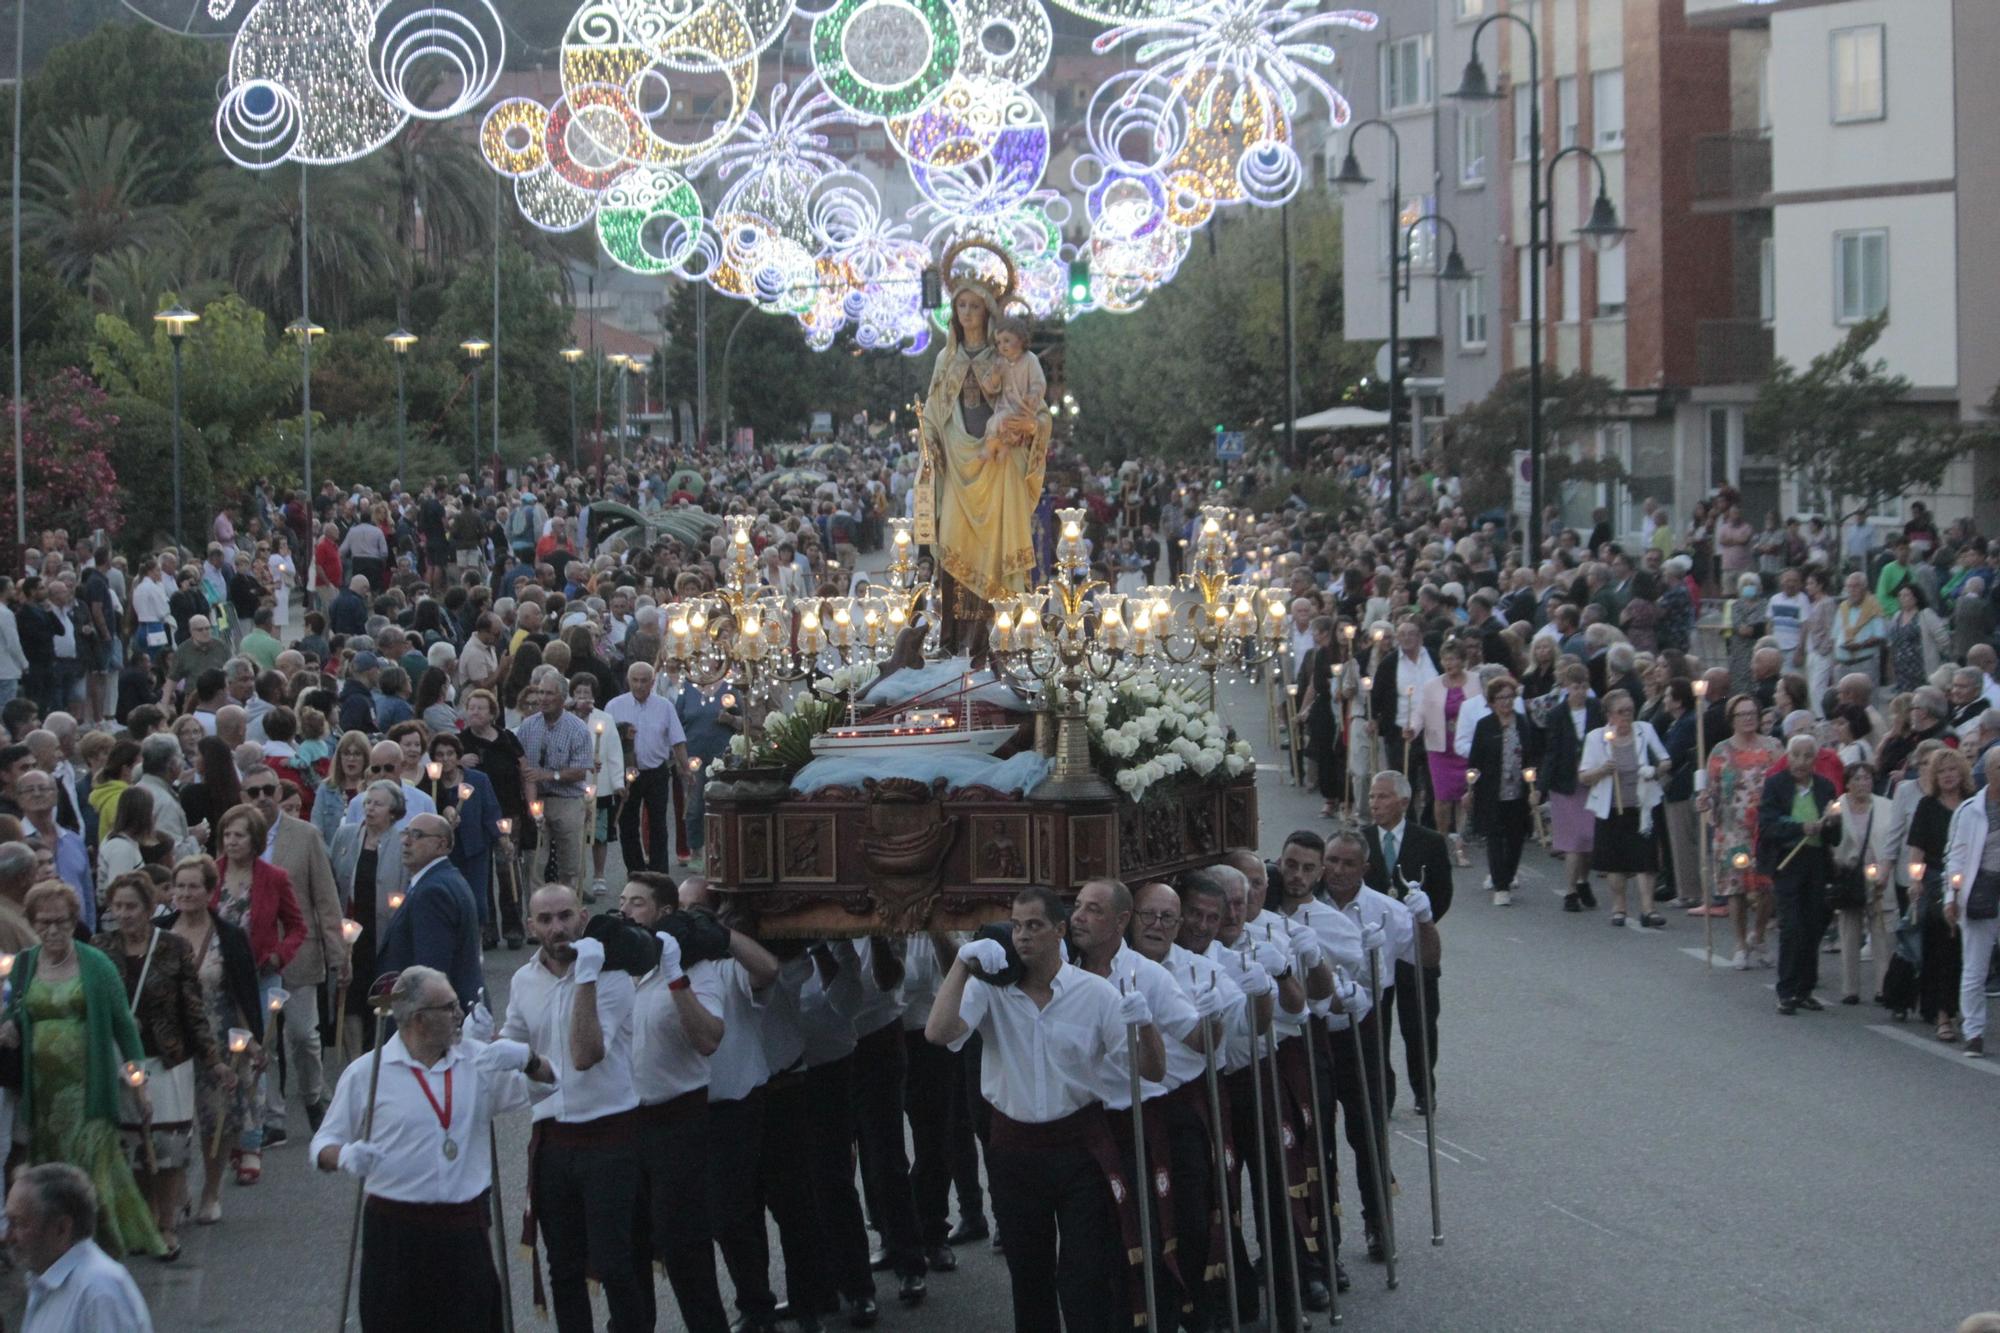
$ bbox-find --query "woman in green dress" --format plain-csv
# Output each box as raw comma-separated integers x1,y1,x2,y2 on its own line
0,880,165,1259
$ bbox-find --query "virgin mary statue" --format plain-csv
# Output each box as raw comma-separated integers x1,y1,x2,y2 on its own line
914,251,1052,647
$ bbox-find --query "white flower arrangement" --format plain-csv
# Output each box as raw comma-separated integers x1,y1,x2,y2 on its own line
1086,671,1246,803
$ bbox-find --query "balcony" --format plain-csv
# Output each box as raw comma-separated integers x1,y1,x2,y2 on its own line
1692,132,1772,210
1696,319,1773,386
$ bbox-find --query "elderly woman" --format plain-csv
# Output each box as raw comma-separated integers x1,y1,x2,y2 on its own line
1703,692,1783,969
95,871,227,1260
1579,689,1671,928
1721,573,1766,684
1533,662,1603,912
0,881,165,1257
313,729,375,850
1828,760,1896,1007
1416,639,1476,866
1901,746,1969,1042
1468,674,1540,908
330,780,411,1039
1758,734,1845,1015
214,802,305,1182
1888,583,1949,694
164,855,267,1220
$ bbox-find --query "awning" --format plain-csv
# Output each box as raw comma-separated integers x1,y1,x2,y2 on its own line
1289,406,1390,431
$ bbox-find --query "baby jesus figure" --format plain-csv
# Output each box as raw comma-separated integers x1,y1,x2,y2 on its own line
974,315,1046,464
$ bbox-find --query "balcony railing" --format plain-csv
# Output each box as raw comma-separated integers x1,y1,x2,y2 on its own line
1692,131,1772,206
1696,319,1774,386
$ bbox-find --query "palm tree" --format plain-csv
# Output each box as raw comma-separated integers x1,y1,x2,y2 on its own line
20,115,175,285
191,159,404,325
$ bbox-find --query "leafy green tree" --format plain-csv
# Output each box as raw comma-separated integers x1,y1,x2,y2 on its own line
0,244,96,378
430,246,574,461
0,369,123,569
21,116,176,285
101,393,213,553
1747,312,1975,517
192,160,403,325
1435,369,1621,514
89,292,301,447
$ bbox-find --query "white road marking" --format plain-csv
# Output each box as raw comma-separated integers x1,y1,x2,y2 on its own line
1866,1024,2000,1075
1544,1201,1621,1238
1394,1129,1459,1164
1434,1134,1487,1162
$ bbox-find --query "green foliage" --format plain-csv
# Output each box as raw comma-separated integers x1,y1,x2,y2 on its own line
0,245,96,378
191,161,403,325
0,369,123,569
1436,368,1621,513
432,247,576,458
90,292,301,447
1747,313,1976,515
101,393,212,554
1065,197,1372,460
21,116,176,286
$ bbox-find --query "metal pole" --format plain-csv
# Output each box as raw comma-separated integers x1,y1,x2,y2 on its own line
491,173,501,462
1526,26,1545,560
1197,975,1242,1333
695,282,709,446
394,352,407,484
1122,980,1160,1333
170,335,186,556
470,365,481,483
1263,1007,1304,1331
1281,203,1296,468
1300,1011,1342,1325
617,368,628,467
1410,939,1442,1246
567,359,578,474
10,0,24,548
1242,962,1280,1327
1364,940,1399,1288
1337,971,1392,1292
1387,139,1404,524
717,305,755,450
336,992,395,1332
301,164,312,495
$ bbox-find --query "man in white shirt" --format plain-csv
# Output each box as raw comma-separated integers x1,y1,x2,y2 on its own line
0,578,26,706
502,885,646,1333
312,966,554,1332
1767,567,1809,665
9,1164,152,1333
606,662,690,874
927,887,1160,1333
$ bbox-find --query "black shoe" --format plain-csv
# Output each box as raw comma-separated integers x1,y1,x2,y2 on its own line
306,1099,329,1133
1335,1259,1352,1293
898,1274,927,1306
926,1244,956,1273
991,1230,1004,1253
1841,994,1862,1006
845,1295,879,1329
796,1316,824,1333
482,929,500,950
1777,999,1798,1016
1365,1230,1385,1262
1302,1279,1331,1312
1412,1100,1429,1116
1798,995,1825,1012
1562,892,1583,913
262,1126,289,1148
1577,882,1598,909
946,1217,989,1245
869,1247,891,1273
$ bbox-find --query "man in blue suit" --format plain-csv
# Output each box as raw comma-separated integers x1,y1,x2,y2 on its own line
376,812,484,1009
429,732,505,949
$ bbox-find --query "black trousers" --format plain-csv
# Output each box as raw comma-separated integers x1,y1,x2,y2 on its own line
1378,964,1442,1110
905,1028,984,1245
705,1090,776,1320
532,1134,647,1333
987,1134,1122,1333
1223,1057,1309,1325
359,1196,502,1333
635,1103,729,1333
761,1075,835,1314
1327,1014,1389,1236
618,763,674,874
1773,874,1828,1003
1160,1095,1216,1332
851,1021,925,1277
803,1057,876,1305
1485,799,1531,892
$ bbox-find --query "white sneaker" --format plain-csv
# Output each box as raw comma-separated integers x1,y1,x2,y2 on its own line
589,878,608,901
1732,949,1750,971
1492,889,1512,907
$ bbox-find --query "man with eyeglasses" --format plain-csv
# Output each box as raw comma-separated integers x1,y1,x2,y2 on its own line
244,763,347,1138
344,740,436,832
375,814,484,1010
16,771,91,932
312,965,556,1333
515,677,594,896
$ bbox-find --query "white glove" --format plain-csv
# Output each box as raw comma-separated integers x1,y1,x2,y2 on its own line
1638,764,1657,781
1191,982,1231,1021
1361,922,1387,956
463,1000,494,1043
337,1140,384,1180
1253,940,1289,979
569,937,605,985
1285,917,1322,969
1332,972,1362,1012
1117,987,1153,1028
1404,888,1434,924
477,1038,532,1073
1234,956,1275,997
654,932,684,984
958,938,1009,975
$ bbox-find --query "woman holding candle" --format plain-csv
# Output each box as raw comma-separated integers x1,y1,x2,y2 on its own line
1828,762,1896,1006
1468,674,1541,907
165,856,263,1223
1534,663,1603,912
1702,693,1783,967
0,881,165,1257
1415,638,1476,865
213,803,305,1183
1294,616,1340,817
1579,690,1672,928
1900,746,1968,1041
312,730,374,851
95,872,225,1259
388,720,432,791
458,688,527,947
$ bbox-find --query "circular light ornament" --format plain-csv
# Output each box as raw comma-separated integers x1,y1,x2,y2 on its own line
1236,139,1303,207
813,0,960,119
215,78,302,170
597,164,705,274
954,0,1051,87
1088,168,1167,242
515,164,601,233
371,0,506,121
480,98,550,177
546,84,646,191
888,75,1011,170
227,0,407,165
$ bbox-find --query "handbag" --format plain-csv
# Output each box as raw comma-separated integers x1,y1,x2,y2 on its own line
1826,808,1873,912
117,930,198,1129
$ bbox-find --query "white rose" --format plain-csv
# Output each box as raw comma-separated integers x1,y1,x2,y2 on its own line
1224,754,1248,777
1116,768,1142,793
1184,719,1207,742
1232,740,1253,758
1192,750,1220,776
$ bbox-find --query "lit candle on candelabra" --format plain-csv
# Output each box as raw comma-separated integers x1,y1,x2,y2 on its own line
800,608,824,655
993,607,1014,652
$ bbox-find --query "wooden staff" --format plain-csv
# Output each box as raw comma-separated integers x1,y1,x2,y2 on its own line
1775,799,1841,872
1694,680,1714,968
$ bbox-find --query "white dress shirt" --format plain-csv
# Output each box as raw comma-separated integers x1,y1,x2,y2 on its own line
502,954,638,1124
308,1034,551,1203
797,944,865,1068
20,1238,152,1333
758,956,812,1076
631,960,725,1104
900,934,951,1032
1283,897,1371,1030
851,937,906,1037
1158,941,1243,1089
1393,650,1440,726
606,691,688,770
1331,886,1417,975
1202,941,1266,1073
706,958,772,1103
950,963,1130,1123
1234,912,1307,1050
1095,942,1200,1103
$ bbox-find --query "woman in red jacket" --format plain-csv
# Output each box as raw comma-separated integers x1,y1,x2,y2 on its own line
211,803,305,1184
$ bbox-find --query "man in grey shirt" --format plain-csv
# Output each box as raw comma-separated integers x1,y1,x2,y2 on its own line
513,672,596,897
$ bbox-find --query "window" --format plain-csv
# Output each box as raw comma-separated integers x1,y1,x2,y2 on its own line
1456,0,1483,17
1458,275,1488,348
1560,244,1581,323
1595,245,1625,317
1513,83,1535,161
1516,246,1535,321
1758,237,1775,325
1458,110,1486,185
1830,25,1884,123
1403,194,1437,271
1557,76,1578,148
1382,35,1433,112
1593,70,1624,148
1833,229,1888,323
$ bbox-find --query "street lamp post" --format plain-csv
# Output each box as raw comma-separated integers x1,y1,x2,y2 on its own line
560,346,583,475
461,337,490,483
625,356,650,467
154,305,200,556
606,354,630,473
286,316,325,493
385,328,417,483
1333,120,1405,520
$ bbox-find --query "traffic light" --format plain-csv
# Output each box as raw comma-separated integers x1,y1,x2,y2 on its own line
1067,256,1091,304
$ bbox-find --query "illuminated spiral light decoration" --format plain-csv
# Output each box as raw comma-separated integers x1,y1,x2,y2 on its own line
370,0,506,121
598,165,706,274
215,78,302,169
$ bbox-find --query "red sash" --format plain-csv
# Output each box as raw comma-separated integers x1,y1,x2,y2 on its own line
1274,1036,1323,1257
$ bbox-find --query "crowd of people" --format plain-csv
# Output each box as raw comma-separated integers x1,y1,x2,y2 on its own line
0,422,1992,1333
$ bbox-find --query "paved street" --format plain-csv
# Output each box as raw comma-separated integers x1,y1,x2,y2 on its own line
10,667,1998,1332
